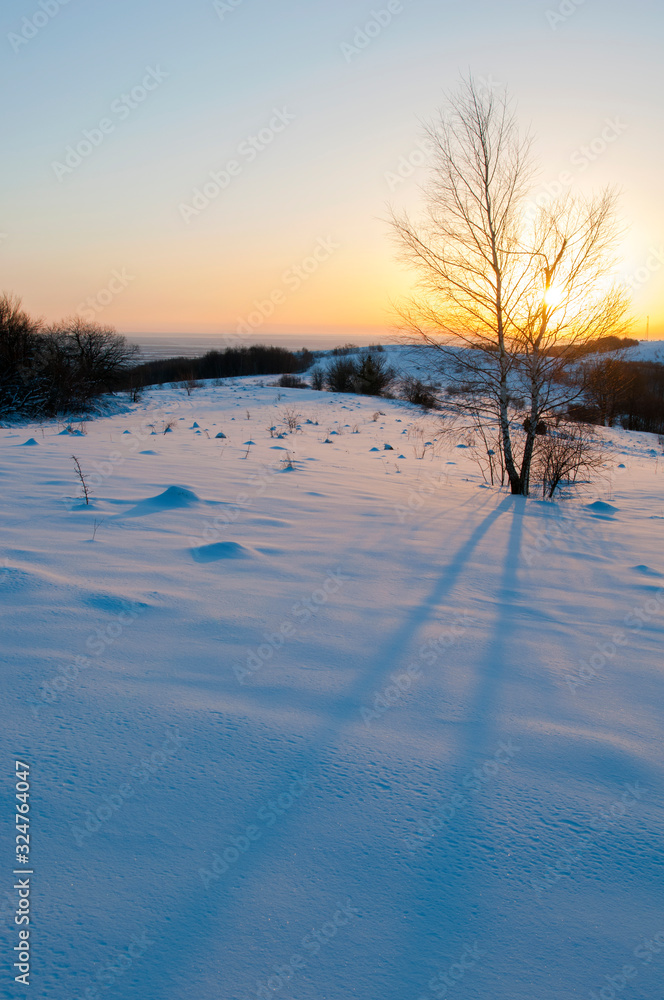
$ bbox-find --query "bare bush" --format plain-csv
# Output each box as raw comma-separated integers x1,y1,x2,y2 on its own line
310,368,325,391
181,375,201,396
326,357,357,393
71,455,92,505
533,423,604,498
281,407,301,432
278,373,308,388
399,376,440,409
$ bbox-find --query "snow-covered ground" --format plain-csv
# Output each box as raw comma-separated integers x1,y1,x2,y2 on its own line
622,339,664,364
1,380,663,1000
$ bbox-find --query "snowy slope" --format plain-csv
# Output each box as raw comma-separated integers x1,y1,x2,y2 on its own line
620,339,664,364
1,381,663,1000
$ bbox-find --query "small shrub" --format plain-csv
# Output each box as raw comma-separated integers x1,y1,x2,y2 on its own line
326,357,358,393
399,376,440,409
281,407,301,432
446,382,475,396
534,423,604,498
71,455,92,505
353,353,395,396
278,373,308,388
330,343,360,356
310,368,325,391
181,376,200,396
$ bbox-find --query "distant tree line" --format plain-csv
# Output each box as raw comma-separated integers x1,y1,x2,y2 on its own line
122,345,314,391
0,294,138,418
547,335,639,359
292,345,664,435
569,355,664,434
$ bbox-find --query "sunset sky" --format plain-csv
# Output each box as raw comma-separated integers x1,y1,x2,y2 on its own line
2,0,663,342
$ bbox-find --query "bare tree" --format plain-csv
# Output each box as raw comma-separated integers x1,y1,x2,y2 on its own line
391,77,631,495
46,316,139,401
579,354,635,426
0,293,46,416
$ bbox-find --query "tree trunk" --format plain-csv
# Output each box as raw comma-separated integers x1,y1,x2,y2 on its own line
499,388,521,493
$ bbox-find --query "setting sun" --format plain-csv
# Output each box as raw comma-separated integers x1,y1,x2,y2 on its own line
543,284,566,308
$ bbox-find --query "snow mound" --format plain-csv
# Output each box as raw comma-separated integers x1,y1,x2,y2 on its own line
20,438,39,446
585,501,619,516
191,541,254,563
144,486,201,508
84,593,146,614
632,564,663,577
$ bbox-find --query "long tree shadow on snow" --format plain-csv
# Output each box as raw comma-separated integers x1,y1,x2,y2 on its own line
122,494,525,999
395,495,531,999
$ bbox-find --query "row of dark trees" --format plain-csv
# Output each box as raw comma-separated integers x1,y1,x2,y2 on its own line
0,294,139,418
123,345,313,392
311,346,664,435
573,355,664,434
0,293,316,418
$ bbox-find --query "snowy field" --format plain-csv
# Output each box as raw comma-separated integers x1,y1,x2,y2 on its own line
1,378,664,1000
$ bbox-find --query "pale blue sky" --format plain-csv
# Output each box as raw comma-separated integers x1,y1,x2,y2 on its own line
1,0,662,337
